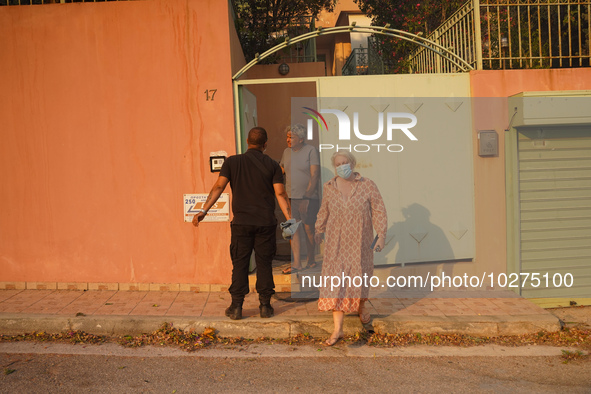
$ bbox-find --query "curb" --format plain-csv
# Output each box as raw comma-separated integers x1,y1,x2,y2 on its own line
0,313,561,339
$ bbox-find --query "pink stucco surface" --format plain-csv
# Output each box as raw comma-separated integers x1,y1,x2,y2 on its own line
0,0,236,284
471,69,591,98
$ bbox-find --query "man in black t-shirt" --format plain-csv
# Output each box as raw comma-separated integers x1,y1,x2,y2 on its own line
192,127,291,320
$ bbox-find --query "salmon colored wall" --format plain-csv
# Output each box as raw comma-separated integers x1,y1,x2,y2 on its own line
332,37,352,76
470,69,591,276
0,0,237,285
316,0,360,29
228,5,246,77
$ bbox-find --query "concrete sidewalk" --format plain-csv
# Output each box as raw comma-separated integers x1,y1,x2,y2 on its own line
0,288,561,339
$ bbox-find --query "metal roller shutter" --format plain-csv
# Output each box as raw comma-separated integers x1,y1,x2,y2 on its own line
518,127,591,298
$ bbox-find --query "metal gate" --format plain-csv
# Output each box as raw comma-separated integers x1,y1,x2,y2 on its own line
233,74,476,266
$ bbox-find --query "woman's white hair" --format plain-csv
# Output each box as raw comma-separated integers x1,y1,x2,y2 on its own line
284,124,306,140
331,151,356,169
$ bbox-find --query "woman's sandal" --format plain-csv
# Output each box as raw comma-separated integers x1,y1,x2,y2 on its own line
359,306,371,325
282,266,301,275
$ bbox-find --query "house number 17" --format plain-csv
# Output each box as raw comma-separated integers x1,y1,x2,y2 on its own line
204,89,217,101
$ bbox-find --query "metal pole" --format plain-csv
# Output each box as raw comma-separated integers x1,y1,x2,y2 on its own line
473,0,483,70
435,29,441,73
232,80,242,154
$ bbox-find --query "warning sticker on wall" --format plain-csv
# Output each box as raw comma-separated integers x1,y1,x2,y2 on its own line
184,193,230,223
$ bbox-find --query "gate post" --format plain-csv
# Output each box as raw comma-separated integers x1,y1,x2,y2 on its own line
473,0,483,70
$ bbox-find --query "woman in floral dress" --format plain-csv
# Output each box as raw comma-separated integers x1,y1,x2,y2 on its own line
315,152,388,346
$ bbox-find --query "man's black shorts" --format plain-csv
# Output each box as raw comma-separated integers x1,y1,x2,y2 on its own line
290,198,320,226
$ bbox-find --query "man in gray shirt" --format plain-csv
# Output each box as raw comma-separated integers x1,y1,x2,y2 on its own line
280,125,320,274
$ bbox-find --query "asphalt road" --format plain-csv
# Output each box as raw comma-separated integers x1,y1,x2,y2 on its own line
1,343,590,393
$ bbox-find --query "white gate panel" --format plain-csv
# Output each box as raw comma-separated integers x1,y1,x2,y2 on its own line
305,74,474,266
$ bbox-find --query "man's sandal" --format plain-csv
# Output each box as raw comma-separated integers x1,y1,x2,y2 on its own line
282,266,301,275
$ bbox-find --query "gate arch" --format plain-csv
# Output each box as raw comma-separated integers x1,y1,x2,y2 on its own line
233,24,474,80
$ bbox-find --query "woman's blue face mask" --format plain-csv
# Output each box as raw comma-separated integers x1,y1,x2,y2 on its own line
336,163,352,179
